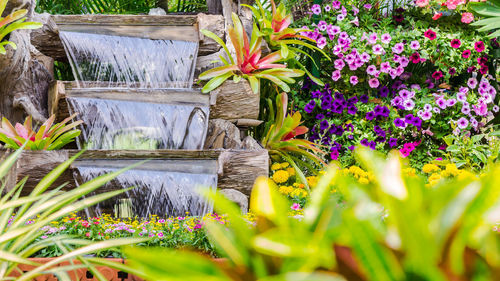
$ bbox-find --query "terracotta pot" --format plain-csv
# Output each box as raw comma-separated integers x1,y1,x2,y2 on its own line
11,258,143,281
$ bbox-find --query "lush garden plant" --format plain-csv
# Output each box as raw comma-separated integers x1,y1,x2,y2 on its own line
199,13,305,94
106,149,500,280
288,0,498,169
0,0,42,54
0,148,146,280
0,114,82,150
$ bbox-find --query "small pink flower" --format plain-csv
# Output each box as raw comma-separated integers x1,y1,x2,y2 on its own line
461,12,474,24
416,0,429,7
291,203,301,211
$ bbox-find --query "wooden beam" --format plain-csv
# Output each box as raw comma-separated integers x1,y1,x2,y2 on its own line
0,149,269,196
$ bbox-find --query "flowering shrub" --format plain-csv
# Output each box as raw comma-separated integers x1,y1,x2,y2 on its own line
30,213,225,258
291,0,499,168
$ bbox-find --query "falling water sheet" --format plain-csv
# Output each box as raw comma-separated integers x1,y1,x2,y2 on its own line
60,31,199,89
75,159,218,218
67,96,209,150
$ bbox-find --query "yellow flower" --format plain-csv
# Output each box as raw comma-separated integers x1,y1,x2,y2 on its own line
457,170,476,181
271,163,282,170
403,168,416,177
445,164,459,177
278,185,294,195
280,162,290,168
293,182,305,189
290,188,308,198
272,170,290,183
286,167,296,176
358,177,369,184
428,173,442,186
422,164,440,173
306,176,318,187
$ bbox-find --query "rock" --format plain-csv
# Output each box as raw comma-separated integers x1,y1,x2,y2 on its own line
209,80,260,120
31,13,64,60
197,13,225,56
195,49,226,77
148,8,167,15
219,189,248,213
204,119,242,149
241,136,263,150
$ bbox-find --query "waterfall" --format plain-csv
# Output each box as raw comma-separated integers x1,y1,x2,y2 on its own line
75,160,218,218
67,96,209,150
59,31,198,89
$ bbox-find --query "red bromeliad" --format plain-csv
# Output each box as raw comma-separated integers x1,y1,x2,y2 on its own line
199,13,304,94
0,114,82,150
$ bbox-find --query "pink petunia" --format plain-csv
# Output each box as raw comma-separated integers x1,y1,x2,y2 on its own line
461,12,474,24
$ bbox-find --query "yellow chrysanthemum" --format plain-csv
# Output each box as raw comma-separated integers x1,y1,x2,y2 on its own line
278,185,294,195
403,168,417,177
273,170,290,183
358,177,369,184
280,162,290,168
290,188,308,198
293,182,305,189
306,176,319,187
428,173,442,186
422,163,440,174
457,170,476,181
445,164,459,177
286,167,296,176
271,163,282,170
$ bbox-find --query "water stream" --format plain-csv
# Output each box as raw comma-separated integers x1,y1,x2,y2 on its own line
60,31,198,89
67,96,209,150
75,160,218,218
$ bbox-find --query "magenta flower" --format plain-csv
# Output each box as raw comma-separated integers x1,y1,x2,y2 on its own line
368,33,378,44
436,98,447,109
332,1,341,9
475,41,485,52
291,203,301,210
380,62,391,73
368,78,380,88
324,5,331,12
450,39,461,48
421,111,432,121
317,20,327,31
432,70,443,80
424,29,437,40
337,14,346,21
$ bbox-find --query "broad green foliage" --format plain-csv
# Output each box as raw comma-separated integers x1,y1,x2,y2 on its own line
119,149,500,281
35,0,206,14
262,92,325,189
0,114,82,150
244,0,328,85
199,13,305,94
471,0,500,38
0,0,42,54
442,128,500,171
0,149,146,280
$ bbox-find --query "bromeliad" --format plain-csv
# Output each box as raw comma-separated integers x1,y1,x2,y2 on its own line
0,114,83,150
0,0,42,54
199,13,305,94
262,92,326,189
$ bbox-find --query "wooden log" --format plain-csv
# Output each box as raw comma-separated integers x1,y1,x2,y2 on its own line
0,149,269,196
207,0,223,14
31,14,224,61
48,81,209,122
49,81,261,125
209,80,260,120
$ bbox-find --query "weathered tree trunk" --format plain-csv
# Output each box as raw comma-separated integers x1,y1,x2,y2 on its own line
0,0,53,124
207,0,223,14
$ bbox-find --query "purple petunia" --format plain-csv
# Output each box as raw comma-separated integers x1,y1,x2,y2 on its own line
359,94,369,103
392,43,404,54
368,78,380,88
304,100,316,113
457,117,469,129
311,4,321,15
366,111,376,120
388,137,398,148
394,118,406,128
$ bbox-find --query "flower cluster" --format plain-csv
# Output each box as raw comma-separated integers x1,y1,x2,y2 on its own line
271,162,308,205
292,0,498,167
421,162,476,186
